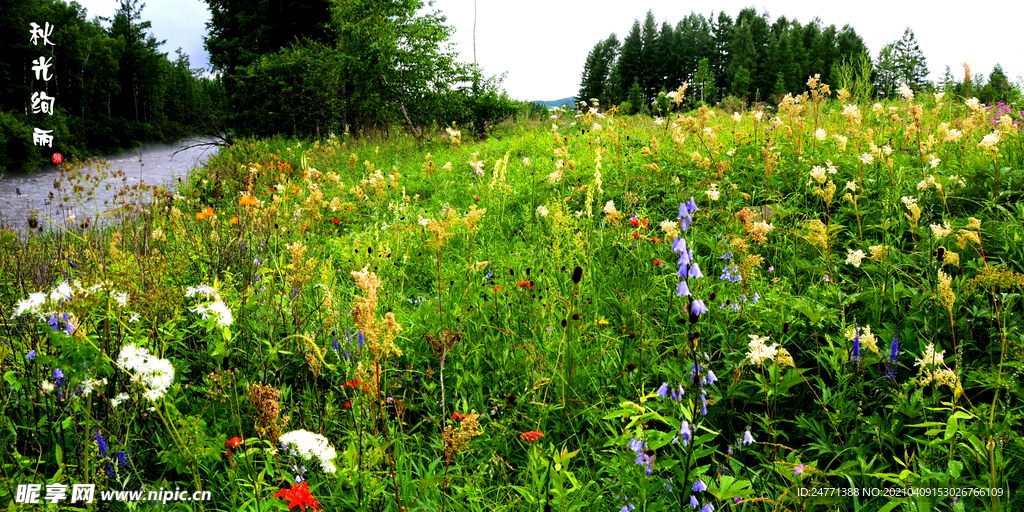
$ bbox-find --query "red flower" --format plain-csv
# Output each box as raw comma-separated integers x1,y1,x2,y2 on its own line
474,196,480,201
651,237,662,244
641,219,648,229
344,400,351,409
275,482,321,511
452,411,473,421
363,385,370,393
516,280,534,290
520,430,544,443
630,218,639,227
331,218,340,224
652,260,663,265
631,233,640,239
492,285,503,292
225,437,243,449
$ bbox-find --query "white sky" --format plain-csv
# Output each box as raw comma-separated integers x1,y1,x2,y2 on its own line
70,0,1024,102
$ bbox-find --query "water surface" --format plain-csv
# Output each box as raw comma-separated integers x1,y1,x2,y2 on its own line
0,137,220,232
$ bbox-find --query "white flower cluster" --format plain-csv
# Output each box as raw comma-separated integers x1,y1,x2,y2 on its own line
187,283,233,327
897,83,914,102
116,344,175,401
279,430,338,474
705,183,720,201
745,334,779,365
845,249,867,267
13,280,132,319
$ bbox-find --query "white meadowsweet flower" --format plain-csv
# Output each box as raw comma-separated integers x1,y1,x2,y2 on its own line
536,205,549,217
112,291,129,308
897,83,914,101
859,153,874,165
603,200,618,215
978,132,1000,150
930,222,953,238
809,165,827,185
814,128,827,141
845,249,867,267
522,157,531,166
915,343,945,367
705,183,720,201
731,112,742,123
279,430,338,474
927,155,941,169
745,334,779,365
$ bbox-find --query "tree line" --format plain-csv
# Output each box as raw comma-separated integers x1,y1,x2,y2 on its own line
203,0,522,140
579,8,871,112
580,8,1021,112
1,0,224,173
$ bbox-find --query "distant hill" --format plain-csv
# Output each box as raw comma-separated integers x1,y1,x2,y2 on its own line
532,97,576,109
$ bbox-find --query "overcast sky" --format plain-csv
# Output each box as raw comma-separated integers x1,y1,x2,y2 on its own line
71,0,1024,102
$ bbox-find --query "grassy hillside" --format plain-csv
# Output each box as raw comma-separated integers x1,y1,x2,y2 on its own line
2,84,1024,511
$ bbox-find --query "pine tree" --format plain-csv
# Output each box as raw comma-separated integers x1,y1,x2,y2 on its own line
639,11,660,101
578,35,619,107
874,43,898,98
892,27,929,90
614,20,643,104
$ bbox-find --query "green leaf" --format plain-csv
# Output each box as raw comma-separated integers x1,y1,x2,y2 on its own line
947,460,963,479
944,415,957,440
712,475,752,500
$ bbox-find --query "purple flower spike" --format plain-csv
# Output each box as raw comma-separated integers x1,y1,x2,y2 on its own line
707,369,718,385
688,262,703,279
672,237,687,254
690,299,708,316
677,280,691,297
686,197,699,214
678,203,689,219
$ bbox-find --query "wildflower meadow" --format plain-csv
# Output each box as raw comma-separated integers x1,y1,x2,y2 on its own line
2,79,1024,511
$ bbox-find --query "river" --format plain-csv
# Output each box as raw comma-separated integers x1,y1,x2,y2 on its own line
0,136,221,233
